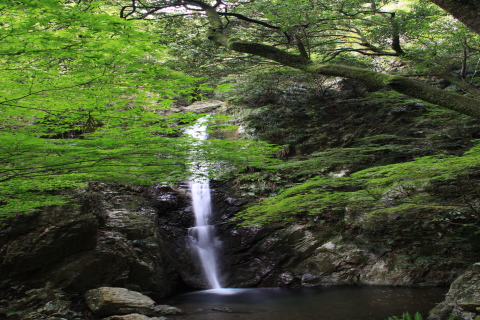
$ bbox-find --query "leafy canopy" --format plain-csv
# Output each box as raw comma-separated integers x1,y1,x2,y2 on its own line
0,0,278,217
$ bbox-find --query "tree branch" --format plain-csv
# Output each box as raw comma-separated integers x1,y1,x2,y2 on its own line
219,12,281,30
160,0,480,119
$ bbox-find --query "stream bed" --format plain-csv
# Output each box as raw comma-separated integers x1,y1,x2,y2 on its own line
160,286,447,320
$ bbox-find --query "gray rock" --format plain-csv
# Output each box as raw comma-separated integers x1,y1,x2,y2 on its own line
212,307,232,312
153,305,183,314
103,314,168,320
0,211,98,280
151,182,474,289
0,184,179,304
0,287,79,320
85,287,155,317
428,263,480,320
184,100,224,113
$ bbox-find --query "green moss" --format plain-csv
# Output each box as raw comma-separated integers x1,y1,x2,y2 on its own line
235,142,480,229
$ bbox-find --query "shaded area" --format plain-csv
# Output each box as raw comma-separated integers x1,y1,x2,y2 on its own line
160,286,448,320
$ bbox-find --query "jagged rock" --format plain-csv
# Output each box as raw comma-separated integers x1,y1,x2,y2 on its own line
0,210,98,281
153,305,183,314
0,184,180,319
0,287,80,320
429,263,480,320
103,313,168,320
85,287,155,317
149,184,205,288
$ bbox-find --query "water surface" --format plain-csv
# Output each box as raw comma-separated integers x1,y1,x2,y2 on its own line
161,286,447,320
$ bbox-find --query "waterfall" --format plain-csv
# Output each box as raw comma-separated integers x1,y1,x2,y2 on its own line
185,117,222,289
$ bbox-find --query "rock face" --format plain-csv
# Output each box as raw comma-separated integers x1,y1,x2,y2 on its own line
85,287,155,317
1,287,79,320
0,179,476,319
151,181,468,288
149,184,210,289
184,100,224,113
219,223,464,288
0,183,179,320
429,263,480,320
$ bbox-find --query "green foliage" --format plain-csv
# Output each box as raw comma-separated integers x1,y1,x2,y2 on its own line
0,0,278,218
385,311,423,320
235,141,480,227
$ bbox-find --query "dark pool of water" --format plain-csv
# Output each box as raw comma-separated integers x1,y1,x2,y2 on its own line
160,286,447,320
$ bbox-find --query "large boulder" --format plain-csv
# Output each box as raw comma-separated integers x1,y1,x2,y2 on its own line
85,287,155,317
428,263,480,320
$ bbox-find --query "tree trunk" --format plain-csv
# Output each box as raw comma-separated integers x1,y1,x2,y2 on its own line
429,0,480,35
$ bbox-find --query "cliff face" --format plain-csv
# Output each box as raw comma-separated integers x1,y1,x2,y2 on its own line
0,179,476,320
0,183,179,320
150,182,470,289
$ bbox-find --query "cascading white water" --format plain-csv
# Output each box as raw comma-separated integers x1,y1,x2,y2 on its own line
185,117,222,289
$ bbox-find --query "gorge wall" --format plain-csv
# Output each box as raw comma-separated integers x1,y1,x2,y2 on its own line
151,182,473,289
0,183,179,320
0,181,479,320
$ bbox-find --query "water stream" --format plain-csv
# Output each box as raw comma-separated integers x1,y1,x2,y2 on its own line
186,117,222,289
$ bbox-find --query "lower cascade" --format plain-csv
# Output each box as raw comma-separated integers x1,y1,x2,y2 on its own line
185,117,222,289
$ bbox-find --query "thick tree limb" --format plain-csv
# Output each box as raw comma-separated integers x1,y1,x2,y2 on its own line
306,64,480,118
226,38,480,118
190,0,480,119
219,12,281,30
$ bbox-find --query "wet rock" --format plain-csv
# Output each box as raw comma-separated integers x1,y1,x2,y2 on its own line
149,184,206,288
212,307,232,312
161,179,465,289
104,314,168,320
153,305,183,314
151,184,465,289
85,287,155,317
0,211,98,281
428,263,480,320
43,208,178,299
221,220,462,287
